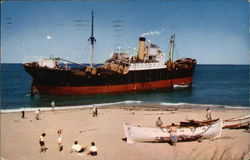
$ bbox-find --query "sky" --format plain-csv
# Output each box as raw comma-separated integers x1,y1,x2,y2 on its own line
1,0,249,64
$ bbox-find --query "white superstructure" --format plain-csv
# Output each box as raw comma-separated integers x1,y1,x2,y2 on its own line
128,38,167,71
129,62,166,71
104,35,181,73
38,59,56,68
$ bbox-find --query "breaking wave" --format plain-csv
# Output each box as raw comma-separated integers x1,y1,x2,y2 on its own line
1,101,248,113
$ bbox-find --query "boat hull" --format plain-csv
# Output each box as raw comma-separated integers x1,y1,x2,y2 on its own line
32,77,193,95
123,119,222,144
223,114,250,129
24,64,196,95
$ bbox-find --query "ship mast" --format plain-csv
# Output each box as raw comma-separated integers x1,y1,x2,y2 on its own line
88,10,96,67
168,34,175,63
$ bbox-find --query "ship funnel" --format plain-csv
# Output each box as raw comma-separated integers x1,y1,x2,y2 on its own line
138,37,146,61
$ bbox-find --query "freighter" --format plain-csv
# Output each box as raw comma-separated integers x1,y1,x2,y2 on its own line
23,11,196,95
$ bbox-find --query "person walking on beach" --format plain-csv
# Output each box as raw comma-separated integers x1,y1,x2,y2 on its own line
35,109,40,120
70,141,87,153
39,133,47,153
21,110,25,119
51,100,55,111
92,105,98,117
169,123,177,146
87,142,98,156
206,108,212,120
156,117,163,127
57,129,63,151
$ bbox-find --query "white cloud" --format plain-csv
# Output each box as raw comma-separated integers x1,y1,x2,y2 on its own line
141,31,161,37
46,35,53,40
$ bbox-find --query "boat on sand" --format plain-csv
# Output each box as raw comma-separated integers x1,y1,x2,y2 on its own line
179,118,219,127
123,119,222,144
223,114,250,129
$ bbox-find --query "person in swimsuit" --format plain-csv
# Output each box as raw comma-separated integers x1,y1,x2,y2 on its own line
92,105,98,117
39,133,46,153
35,109,40,120
169,123,177,146
51,100,55,111
206,108,212,120
57,129,63,151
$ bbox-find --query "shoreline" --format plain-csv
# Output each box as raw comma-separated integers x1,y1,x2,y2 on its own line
1,101,249,113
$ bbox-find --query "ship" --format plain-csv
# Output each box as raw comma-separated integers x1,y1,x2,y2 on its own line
23,11,197,95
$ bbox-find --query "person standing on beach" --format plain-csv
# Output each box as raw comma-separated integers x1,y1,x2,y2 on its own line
156,117,163,127
169,123,177,146
51,100,55,111
21,110,25,119
57,129,63,151
206,108,212,120
39,133,47,153
87,142,98,156
92,105,98,117
35,109,40,120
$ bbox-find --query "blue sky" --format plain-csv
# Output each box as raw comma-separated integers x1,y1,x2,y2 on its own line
1,0,249,64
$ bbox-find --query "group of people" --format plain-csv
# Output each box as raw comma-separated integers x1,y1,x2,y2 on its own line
20,109,39,120
22,102,99,120
39,130,98,156
155,108,212,146
39,130,62,153
21,102,99,155
70,141,97,156
21,100,56,120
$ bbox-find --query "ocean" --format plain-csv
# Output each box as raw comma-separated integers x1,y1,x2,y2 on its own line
1,64,249,111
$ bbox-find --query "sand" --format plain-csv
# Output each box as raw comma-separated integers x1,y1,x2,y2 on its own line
0,104,249,160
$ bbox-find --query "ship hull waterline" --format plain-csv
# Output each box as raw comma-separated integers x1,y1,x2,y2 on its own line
32,77,193,95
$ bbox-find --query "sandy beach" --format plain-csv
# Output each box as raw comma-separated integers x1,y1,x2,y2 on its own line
0,104,249,160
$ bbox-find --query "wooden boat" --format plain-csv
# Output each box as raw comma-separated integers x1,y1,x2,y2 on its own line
123,119,222,144
179,118,219,127
223,114,250,129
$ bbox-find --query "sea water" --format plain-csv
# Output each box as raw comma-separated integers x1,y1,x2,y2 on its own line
1,64,249,111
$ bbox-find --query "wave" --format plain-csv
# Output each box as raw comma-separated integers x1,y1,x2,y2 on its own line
160,102,250,110
1,100,248,113
224,106,250,110
160,102,186,106
0,100,143,113
199,104,249,110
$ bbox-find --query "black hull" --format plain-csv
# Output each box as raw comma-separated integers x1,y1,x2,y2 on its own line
24,65,195,87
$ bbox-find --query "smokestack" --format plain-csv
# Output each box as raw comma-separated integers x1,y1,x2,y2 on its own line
138,37,146,61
